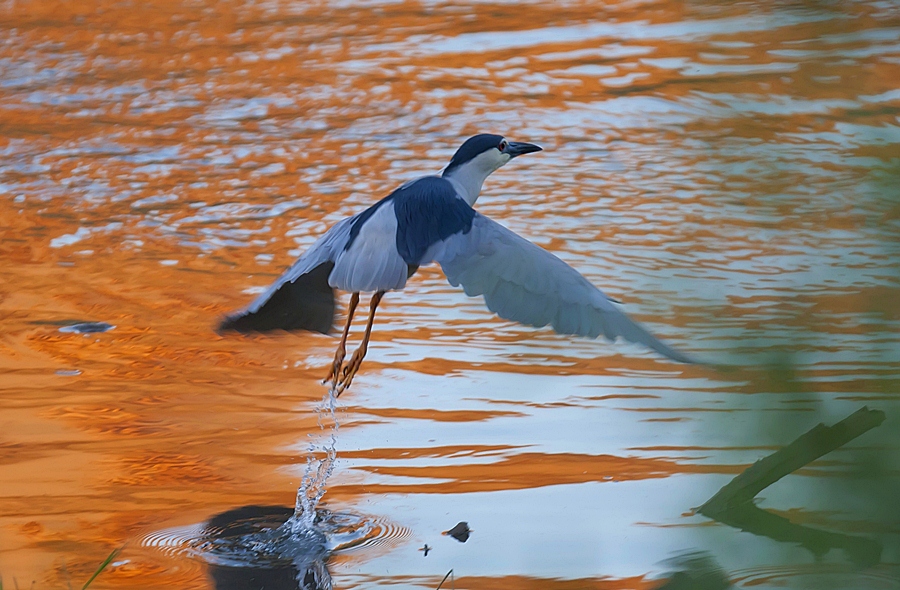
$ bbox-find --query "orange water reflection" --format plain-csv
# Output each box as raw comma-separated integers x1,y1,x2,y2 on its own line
1,0,899,588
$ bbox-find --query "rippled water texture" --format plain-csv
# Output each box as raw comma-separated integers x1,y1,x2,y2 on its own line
1,0,899,588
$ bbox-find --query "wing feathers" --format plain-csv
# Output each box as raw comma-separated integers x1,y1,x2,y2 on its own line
328,200,409,292
432,213,694,364
219,261,336,334
218,217,353,334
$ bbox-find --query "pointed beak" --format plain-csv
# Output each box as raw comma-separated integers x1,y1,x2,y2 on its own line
503,141,543,158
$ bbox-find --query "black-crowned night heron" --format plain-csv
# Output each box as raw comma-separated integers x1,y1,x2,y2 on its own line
220,134,693,394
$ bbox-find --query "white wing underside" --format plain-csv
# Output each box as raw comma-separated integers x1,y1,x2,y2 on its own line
427,213,694,363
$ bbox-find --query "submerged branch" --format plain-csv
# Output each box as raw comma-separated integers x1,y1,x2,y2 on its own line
699,406,885,516
699,406,886,565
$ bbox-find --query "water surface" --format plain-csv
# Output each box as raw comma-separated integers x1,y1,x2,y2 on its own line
1,0,898,588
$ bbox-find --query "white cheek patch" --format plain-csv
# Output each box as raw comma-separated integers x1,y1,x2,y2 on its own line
474,149,508,173
491,152,512,172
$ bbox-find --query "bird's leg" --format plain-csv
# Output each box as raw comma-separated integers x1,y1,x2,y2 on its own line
324,292,359,388
336,291,385,395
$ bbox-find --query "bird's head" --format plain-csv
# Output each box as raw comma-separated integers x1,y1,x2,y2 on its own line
442,134,542,205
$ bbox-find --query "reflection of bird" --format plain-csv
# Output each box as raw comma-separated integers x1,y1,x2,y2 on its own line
442,522,472,543
220,134,694,393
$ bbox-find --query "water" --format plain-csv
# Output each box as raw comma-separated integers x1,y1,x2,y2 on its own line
1,0,899,588
294,390,341,533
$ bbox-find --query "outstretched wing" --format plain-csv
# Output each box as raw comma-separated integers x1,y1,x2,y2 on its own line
218,217,354,334
428,213,694,363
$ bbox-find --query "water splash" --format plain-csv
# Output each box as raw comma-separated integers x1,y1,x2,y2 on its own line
316,384,340,430
292,435,338,533
161,387,345,589
187,505,333,589
288,386,341,534
144,506,406,590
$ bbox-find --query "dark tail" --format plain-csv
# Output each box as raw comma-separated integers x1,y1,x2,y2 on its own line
218,261,336,335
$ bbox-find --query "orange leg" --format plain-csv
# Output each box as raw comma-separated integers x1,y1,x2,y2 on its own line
324,292,359,388
336,291,385,396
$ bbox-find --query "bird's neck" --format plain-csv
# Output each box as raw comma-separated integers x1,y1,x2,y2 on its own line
443,175,480,207
442,165,495,207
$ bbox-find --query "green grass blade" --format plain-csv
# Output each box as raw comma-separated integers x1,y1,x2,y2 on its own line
81,548,120,590
436,569,453,590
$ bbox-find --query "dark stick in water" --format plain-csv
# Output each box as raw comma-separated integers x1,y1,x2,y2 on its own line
700,406,885,515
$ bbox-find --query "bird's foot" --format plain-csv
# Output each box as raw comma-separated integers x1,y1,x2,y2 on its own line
334,346,366,396
323,347,346,389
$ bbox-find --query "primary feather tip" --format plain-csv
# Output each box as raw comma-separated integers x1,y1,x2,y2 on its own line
217,262,337,335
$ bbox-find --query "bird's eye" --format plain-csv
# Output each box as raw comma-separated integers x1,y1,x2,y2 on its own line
498,140,508,151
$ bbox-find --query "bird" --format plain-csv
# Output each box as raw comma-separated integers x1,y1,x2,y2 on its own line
219,133,694,394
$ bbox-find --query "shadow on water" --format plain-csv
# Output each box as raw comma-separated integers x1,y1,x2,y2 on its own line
654,552,732,590
200,505,331,590
709,503,881,568
146,497,392,590
193,392,345,590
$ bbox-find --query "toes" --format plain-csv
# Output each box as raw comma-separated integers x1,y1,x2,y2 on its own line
325,348,347,385
336,358,362,394
330,345,367,395
323,363,339,384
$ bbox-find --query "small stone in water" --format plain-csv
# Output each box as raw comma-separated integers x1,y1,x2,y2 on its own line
442,522,471,543
59,322,115,334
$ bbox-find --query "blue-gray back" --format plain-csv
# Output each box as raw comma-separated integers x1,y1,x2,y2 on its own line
346,176,475,266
